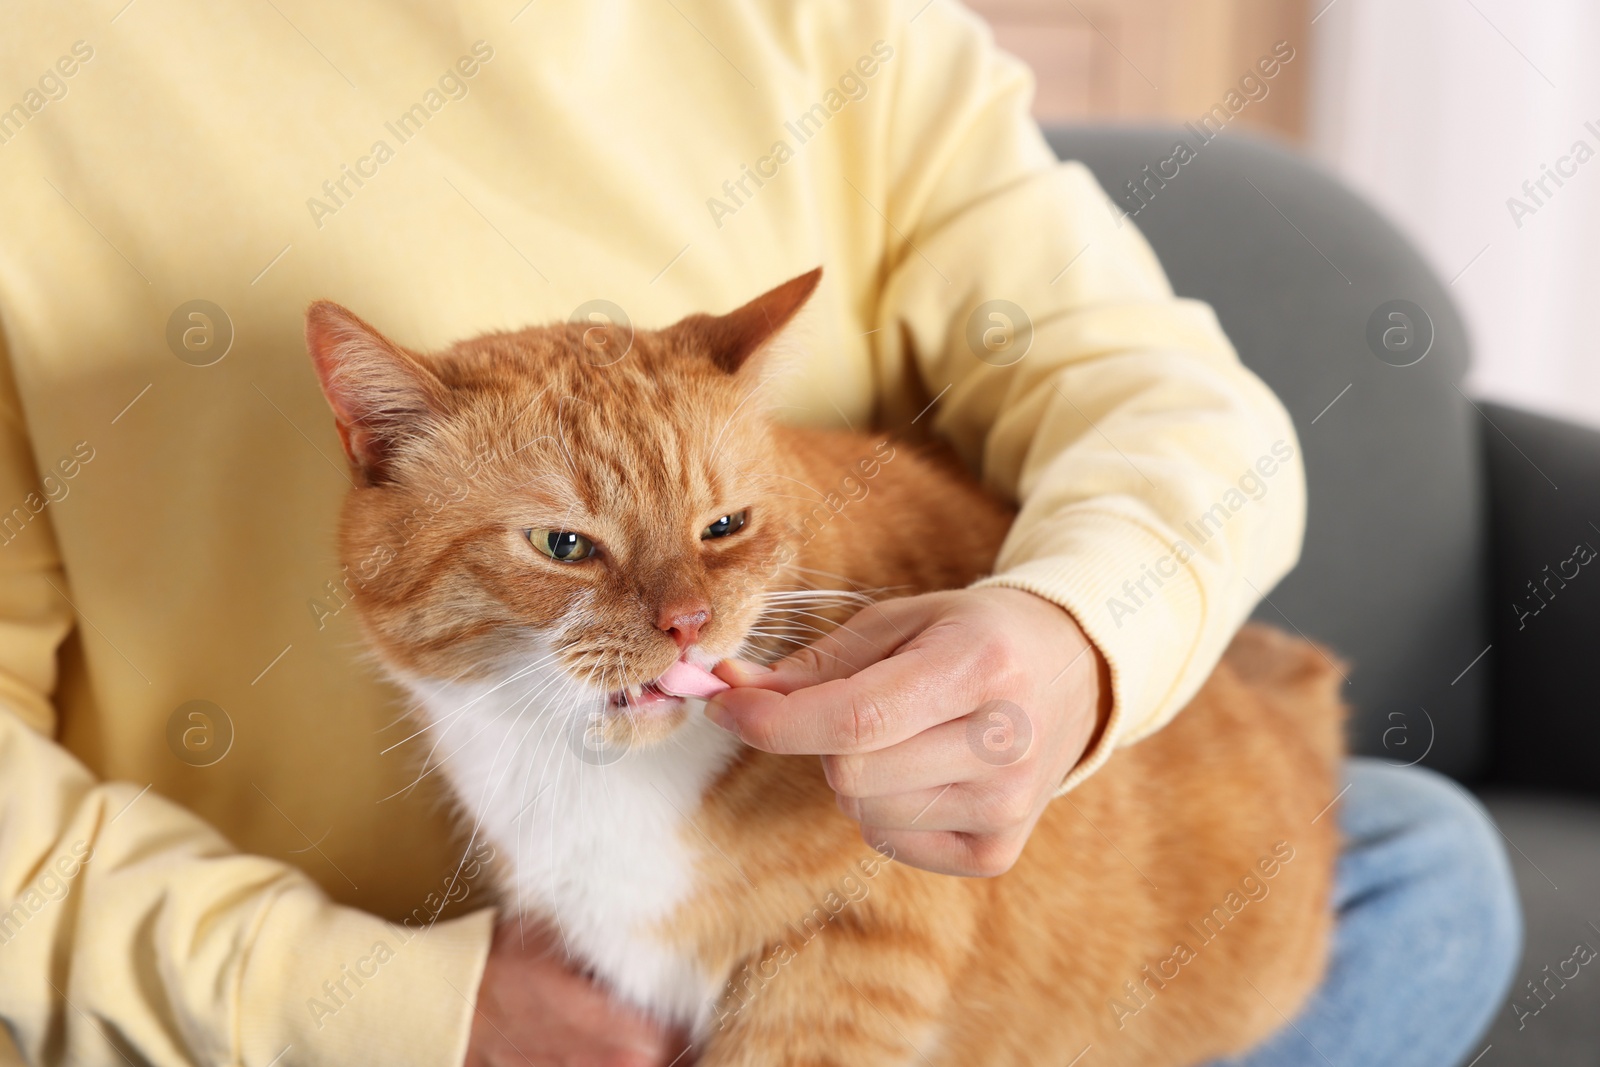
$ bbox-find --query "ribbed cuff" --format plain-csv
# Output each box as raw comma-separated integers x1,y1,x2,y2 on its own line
237,887,495,1067
971,508,1206,794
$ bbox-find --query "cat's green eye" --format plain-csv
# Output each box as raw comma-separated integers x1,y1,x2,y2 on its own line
528,528,597,562
702,510,749,540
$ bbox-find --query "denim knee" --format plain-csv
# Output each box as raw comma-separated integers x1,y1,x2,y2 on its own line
1342,760,1524,1036
1198,760,1522,1067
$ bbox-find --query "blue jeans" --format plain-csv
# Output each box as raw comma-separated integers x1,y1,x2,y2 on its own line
1206,759,1522,1067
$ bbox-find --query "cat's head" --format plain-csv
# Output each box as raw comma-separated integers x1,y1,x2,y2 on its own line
307,269,821,742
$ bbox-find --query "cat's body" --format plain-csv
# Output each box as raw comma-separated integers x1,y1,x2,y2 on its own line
309,270,1344,1066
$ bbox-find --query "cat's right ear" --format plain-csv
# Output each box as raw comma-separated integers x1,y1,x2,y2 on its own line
305,301,445,486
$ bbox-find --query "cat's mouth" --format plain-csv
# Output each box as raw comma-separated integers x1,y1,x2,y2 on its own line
606,681,676,710
605,658,729,713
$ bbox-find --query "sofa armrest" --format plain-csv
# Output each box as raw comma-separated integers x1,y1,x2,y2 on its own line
1483,401,1600,797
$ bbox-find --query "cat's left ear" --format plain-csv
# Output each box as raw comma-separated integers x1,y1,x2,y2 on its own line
672,267,822,374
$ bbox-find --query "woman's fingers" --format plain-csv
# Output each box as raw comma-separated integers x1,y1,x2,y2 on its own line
714,598,935,693
839,779,1039,835
820,713,1021,799
855,826,1032,879
707,604,979,755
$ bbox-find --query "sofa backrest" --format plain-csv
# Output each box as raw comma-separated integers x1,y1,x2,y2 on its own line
1044,126,1491,778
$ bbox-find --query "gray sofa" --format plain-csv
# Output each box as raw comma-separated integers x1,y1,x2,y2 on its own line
1045,126,1600,1065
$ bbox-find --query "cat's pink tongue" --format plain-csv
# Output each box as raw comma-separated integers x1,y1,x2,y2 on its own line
657,659,731,699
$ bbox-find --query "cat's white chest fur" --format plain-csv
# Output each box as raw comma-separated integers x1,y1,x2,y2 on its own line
407,664,743,1024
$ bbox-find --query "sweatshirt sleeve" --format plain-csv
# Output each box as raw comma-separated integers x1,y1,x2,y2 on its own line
0,332,494,1067
868,1,1307,792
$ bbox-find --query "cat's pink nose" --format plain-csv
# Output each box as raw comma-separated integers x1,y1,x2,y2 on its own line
656,602,710,649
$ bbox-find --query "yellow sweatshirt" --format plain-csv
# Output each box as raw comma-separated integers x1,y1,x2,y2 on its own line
0,1,1304,1064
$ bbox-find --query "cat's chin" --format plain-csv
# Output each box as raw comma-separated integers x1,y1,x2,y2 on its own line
591,695,701,748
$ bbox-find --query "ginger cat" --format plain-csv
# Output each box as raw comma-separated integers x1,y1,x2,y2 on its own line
307,269,1343,1067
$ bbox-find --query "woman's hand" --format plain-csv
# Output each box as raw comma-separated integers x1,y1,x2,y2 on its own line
707,587,1111,877
464,920,688,1067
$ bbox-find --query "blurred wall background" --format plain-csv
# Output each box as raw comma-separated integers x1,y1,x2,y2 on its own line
969,0,1600,430
1308,0,1600,431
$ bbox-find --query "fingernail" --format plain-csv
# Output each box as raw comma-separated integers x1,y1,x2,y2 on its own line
719,658,773,678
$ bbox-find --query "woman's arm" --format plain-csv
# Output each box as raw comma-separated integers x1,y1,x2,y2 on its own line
708,0,1305,874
